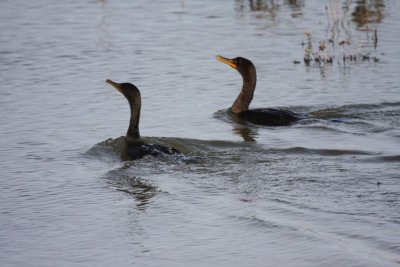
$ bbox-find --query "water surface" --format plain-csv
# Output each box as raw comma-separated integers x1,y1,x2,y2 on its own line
1,0,399,266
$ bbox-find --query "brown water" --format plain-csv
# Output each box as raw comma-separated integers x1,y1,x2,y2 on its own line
1,0,399,266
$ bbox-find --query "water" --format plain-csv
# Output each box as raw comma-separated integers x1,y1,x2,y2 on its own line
0,0,399,266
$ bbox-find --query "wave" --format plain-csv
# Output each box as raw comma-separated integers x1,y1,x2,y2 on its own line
84,101,399,164
84,135,378,167
214,102,400,141
365,154,400,163
309,102,400,126
274,147,375,156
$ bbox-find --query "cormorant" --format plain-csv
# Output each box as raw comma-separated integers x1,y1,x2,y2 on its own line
106,79,180,160
216,55,300,126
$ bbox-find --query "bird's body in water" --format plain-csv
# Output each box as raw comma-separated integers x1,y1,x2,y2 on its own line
216,55,300,126
106,79,180,160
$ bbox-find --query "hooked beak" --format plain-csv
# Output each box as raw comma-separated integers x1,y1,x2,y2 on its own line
216,55,237,70
106,79,123,94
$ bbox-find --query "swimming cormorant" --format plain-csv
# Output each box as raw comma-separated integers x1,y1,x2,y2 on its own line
106,79,180,160
216,55,300,126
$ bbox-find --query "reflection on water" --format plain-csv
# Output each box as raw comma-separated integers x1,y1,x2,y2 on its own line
285,0,305,17
105,170,158,209
235,0,280,27
213,109,259,142
236,0,304,12
233,126,258,142
285,0,304,8
235,0,304,19
241,0,279,11
352,0,385,28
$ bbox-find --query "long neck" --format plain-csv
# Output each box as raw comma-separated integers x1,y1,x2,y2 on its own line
231,68,257,113
126,97,141,139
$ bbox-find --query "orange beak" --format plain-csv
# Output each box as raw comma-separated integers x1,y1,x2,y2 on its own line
216,55,237,70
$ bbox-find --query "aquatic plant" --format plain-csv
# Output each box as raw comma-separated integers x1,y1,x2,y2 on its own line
302,32,333,65
300,0,382,65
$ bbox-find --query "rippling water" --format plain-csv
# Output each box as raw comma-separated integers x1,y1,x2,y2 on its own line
1,0,399,266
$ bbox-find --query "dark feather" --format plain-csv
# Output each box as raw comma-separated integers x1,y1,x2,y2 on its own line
237,108,300,126
127,143,180,160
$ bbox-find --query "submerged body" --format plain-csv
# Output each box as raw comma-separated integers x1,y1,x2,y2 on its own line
216,55,300,126
106,79,180,160
232,108,299,126
126,143,179,160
